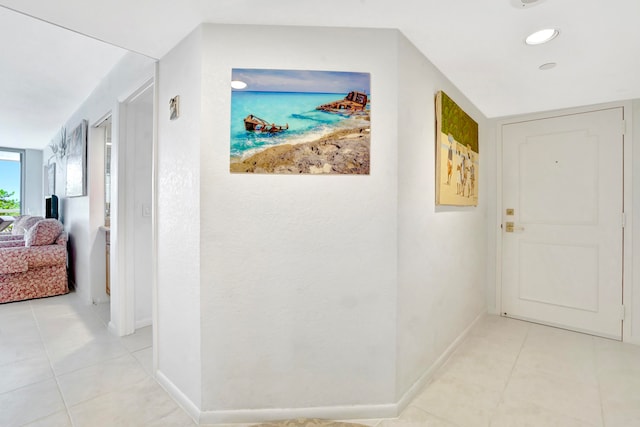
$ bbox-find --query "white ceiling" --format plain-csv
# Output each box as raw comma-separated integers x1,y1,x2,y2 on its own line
1,0,639,149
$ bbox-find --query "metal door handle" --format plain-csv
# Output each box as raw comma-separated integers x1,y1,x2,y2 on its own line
505,222,525,232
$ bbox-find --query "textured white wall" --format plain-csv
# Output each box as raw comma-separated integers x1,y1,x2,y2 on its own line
395,35,488,398
156,27,203,408
199,24,399,417
156,23,489,422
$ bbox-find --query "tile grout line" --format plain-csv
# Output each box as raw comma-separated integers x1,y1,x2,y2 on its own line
593,337,607,427
488,320,531,425
28,300,76,427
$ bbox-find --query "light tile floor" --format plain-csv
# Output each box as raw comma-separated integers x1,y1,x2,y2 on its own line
1,293,639,426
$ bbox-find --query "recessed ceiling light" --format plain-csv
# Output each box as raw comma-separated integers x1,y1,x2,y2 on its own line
525,28,559,45
231,80,247,90
539,62,557,70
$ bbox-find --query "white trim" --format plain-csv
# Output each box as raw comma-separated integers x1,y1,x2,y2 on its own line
624,100,636,344
155,311,485,424
396,310,486,413
494,122,504,315
112,78,156,337
157,368,397,425
495,100,633,341
199,403,397,425
155,370,200,424
151,62,160,375
118,76,155,104
92,111,113,129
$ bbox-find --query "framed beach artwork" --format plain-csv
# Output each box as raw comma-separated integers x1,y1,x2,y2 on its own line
229,68,371,174
65,120,88,197
435,91,479,206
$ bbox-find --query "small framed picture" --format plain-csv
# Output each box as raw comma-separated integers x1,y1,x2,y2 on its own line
170,95,180,120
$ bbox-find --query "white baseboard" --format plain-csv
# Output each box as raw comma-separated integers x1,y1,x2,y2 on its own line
155,370,200,424
135,317,152,329
156,368,396,425
156,311,486,425
395,309,486,413
199,403,397,425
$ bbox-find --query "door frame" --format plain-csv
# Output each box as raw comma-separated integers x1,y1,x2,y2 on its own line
110,77,156,337
495,101,633,342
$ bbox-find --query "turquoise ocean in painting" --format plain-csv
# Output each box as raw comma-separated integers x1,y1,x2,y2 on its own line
230,91,364,159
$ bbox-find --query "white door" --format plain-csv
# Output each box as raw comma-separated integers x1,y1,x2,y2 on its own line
501,107,624,339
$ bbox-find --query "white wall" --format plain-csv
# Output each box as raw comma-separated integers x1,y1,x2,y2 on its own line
157,23,488,423
156,27,203,410
42,53,156,315
201,24,398,418
395,35,488,399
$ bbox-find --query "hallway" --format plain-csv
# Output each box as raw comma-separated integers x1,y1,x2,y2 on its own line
0,293,638,426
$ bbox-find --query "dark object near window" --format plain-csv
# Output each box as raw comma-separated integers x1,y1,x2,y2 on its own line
46,195,59,220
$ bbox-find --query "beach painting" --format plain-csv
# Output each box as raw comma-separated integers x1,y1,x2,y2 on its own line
230,69,371,174
435,91,479,206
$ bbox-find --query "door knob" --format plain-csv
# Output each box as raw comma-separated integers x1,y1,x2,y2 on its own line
505,221,525,232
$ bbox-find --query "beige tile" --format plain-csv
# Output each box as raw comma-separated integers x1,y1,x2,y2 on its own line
0,378,66,426
0,299,32,317
143,406,195,426
524,324,595,357
594,338,640,374
436,348,515,392
515,345,597,386
377,406,458,426
0,309,43,356
48,334,128,375
601,398,640,427
23,410,73,427
503,365,602,426
490,399,597,427
598,369,640,402
133,346,154,376
37,312,109,348
69,377,182,427
454,335,522,366
0,333,47,366
30,293,94,319
121,325,153,352
470,315,530,343
0,353,53,394
412,377,502,427
57,353,149,406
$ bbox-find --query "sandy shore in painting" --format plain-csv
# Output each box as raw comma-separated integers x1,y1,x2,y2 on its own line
230,125,370,174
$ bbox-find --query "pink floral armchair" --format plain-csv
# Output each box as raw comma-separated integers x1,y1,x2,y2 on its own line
0,215,43,243
0,219,69,304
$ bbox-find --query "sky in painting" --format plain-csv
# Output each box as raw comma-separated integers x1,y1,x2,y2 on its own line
231,69,370,94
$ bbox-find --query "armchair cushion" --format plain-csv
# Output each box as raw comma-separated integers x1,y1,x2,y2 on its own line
25,219,63,247
12,215,43,236
0,240,25,249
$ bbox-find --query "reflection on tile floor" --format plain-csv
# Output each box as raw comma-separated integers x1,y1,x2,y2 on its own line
1,293,639,426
